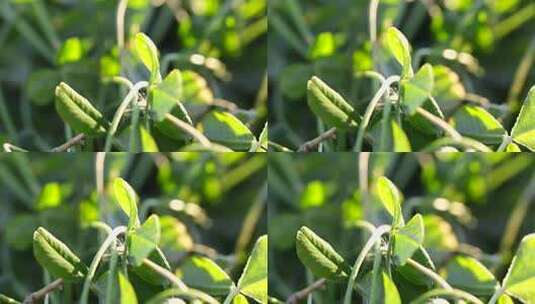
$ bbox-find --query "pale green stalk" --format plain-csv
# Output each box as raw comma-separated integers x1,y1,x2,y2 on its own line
80,226,127,304
343,225,391,304
354,75,400,151
411,288,484,304
406,258,451,290
104,81,149,152
163,113,211,147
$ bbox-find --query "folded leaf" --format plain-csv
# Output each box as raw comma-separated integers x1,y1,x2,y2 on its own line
392,214,424,265
373,176,404,227
384,27,413,78
113,178,141,229
511,86,535,151
55,82,109,136
33,227,87,281
296,226,350,281
501,233,535,302
135,33,161,83
237,235,267,304
178,256,234,296
307,76,358,130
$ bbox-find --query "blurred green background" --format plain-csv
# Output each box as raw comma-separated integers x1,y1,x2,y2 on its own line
268,0,535,149
0,152,266,301
269,153,535,302
0,0,267,149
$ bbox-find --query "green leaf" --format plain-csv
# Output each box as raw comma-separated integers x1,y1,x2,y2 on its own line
149,69,184,122
498,294,514,304
296,226,350,281
307,76,358,130
182,70,214,104
449,105,506,144
233,294,249,304
511,86,535,151
401,64,434,114
422,214,458,251
200,111,255,150
35,182,64,210
177,256,234,296
309,32,336,59
505,143,521,152
113,178,141,229
373,176,404,226
134,32,162,83
133,247,172,286
397,247,436,287
0,294,20,304
33,227,87,281
118,272,139,304
280,64,313,100
431,65,466,114
384,27,413,78
155,103,194,141
363,271,402,304
371,117,412,152
55,82,109,136
237,235,267,304
392,214,424,265
442,255,497,296
128,214,161,266
139,126,159,152
501,233,535,302
253,122,268,152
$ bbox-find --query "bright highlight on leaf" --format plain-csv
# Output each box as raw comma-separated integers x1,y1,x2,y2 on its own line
373,176,404,226
511,86,535,151
500,233,535,302
392,214,424,265
401,64,434,114
134,32,162,83
384,27,414,78
113,178,141,229
236,235,268,303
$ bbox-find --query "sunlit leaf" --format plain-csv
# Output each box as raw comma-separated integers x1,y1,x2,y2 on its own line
200,111,255,150
373,176,404,226
511,86,535,151
177,256,234,296
501,233,535,302
450,105,506,144
134,33,162,83
128,215,161,266
392,214,424,265
237,235,267,303
113,178,141,229
401,64,434,114
384,27,413,78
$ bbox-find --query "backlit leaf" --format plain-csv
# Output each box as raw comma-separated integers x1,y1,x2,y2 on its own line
384,27,413,78
501,233,535,302
178,256,234,296
511,86,535,151
443,255,497,296
128,215,161,266
135,33,162,83
200,111,255,150
118,272,138,304
402,64,434,114
449,105,506,144
237,235,267,303
373,176,404,226
113,178,141,229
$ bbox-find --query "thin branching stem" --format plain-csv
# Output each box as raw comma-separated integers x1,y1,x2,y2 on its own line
22,279,63,304
354,75,400,151
163,113,211,147
286,279,326,304
80,226,127,304
142,258,188,290
343,225,391,304
406,258,452,290
104,81,149,152
50,134,85,152
298,128,337,152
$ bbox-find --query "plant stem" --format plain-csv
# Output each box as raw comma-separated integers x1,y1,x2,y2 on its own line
286,279,326,304
488,286,506,304
422,137,492,152
298,128,337,152
116,0,128,49
142,258,188,290
104,81,149,152
496,135,513,152
23,279,63,304
411,288,484,304
506,34,535,118
343,225,391,304
2,143,28,152
406,258,452,290
50,134,85,152
354,75,400,151
222,286,240,304
415,107,461,140
80,226,127,304
163,113,211,147
368,241,382,304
